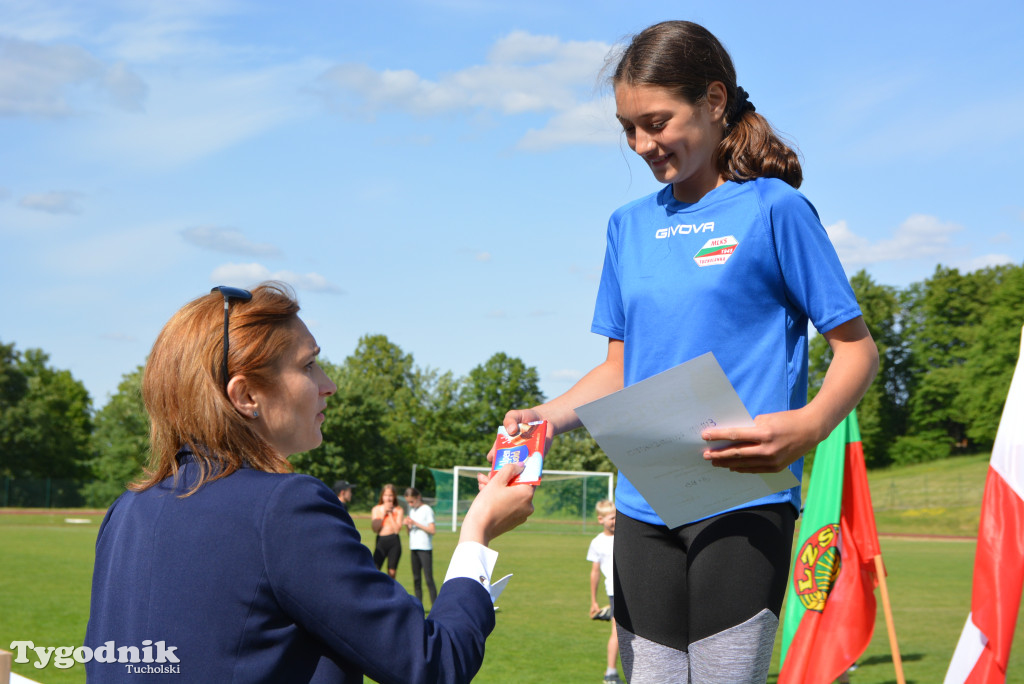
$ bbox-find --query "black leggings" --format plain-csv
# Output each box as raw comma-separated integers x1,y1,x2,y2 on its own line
410,549,437,604
613,503,796,651
373,534,402,571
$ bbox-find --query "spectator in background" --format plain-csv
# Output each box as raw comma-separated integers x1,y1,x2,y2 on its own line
587,499,621,683
372,483,405,578
333,480,355,512
405,487,438,609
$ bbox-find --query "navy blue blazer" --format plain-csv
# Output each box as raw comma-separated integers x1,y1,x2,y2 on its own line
85,454,495,683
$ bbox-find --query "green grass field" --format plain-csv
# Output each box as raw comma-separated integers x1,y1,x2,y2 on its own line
2,454,1022,683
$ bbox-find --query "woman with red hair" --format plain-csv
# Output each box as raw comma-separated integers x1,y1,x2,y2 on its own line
86,282,534,683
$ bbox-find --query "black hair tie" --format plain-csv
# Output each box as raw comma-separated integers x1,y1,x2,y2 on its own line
729,86,755,125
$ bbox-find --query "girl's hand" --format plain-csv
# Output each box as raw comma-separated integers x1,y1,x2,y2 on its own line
701,408,823,474
485,409,554,465
703,317,878,474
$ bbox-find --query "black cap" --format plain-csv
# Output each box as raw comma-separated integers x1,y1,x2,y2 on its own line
332,480,355,495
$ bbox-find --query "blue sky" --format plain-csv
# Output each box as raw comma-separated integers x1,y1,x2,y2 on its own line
2,0,1023,410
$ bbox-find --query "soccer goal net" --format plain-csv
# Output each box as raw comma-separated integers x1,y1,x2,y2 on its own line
428,467,614,534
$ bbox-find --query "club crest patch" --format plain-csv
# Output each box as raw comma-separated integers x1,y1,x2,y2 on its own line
792,523,841,612
693,235,738,267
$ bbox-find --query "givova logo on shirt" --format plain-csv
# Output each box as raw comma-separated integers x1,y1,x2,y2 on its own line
655,221,714,239
693,236,738,267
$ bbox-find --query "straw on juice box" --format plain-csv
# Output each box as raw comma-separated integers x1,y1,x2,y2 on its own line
490,420,546,485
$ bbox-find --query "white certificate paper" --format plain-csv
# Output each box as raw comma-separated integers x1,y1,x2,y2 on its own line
574,352,799,528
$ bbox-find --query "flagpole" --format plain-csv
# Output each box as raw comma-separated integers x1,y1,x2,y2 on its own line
874,554,906,684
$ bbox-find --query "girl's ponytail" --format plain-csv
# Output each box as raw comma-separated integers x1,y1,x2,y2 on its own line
718,95,803,188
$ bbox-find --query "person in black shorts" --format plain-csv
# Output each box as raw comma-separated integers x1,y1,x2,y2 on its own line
371,483,404,578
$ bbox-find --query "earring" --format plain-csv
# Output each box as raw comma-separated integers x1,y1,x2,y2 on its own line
253,410,259,418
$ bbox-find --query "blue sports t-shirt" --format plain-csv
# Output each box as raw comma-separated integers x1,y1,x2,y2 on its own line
591,177,861,527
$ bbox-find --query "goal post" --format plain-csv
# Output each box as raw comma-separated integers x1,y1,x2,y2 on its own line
428,466,615,533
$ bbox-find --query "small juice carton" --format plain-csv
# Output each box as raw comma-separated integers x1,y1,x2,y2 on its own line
490,420,546,485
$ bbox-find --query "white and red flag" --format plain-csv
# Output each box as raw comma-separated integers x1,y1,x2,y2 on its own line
944,324,1024,684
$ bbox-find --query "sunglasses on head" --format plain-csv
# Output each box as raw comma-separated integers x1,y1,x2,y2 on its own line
211,286,253,388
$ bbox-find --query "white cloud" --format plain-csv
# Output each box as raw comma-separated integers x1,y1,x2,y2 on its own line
274,270,343,294
0,0,83,43
0,36,147,117
518,96,617,150
209,262,343,293
0,0,244,64
99,0,244,64
209,262,267,286
474,251,491,262
316,30,613,149
548,368,582,383
487,31,565,64
101,61,147,111
958,254,1016,272
181,226,283,257
19,190,83,214
82,60,322,168
826,215,963,266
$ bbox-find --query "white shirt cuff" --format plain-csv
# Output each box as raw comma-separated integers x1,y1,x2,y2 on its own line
444,542,512,603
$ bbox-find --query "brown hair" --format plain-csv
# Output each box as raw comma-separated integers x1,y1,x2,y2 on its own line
132,281,301,495
377,484,398,506
611,20,802,188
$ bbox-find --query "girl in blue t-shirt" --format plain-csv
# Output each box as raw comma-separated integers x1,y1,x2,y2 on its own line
494,20,879,684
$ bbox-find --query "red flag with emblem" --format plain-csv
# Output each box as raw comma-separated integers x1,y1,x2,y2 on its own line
779,410,882,683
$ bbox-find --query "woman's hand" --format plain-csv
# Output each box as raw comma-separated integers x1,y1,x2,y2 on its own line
459,462,535,546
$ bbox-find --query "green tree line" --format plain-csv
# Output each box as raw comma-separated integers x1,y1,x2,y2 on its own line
1,333,610,508
3,263,1022,508
809,263,1024,468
